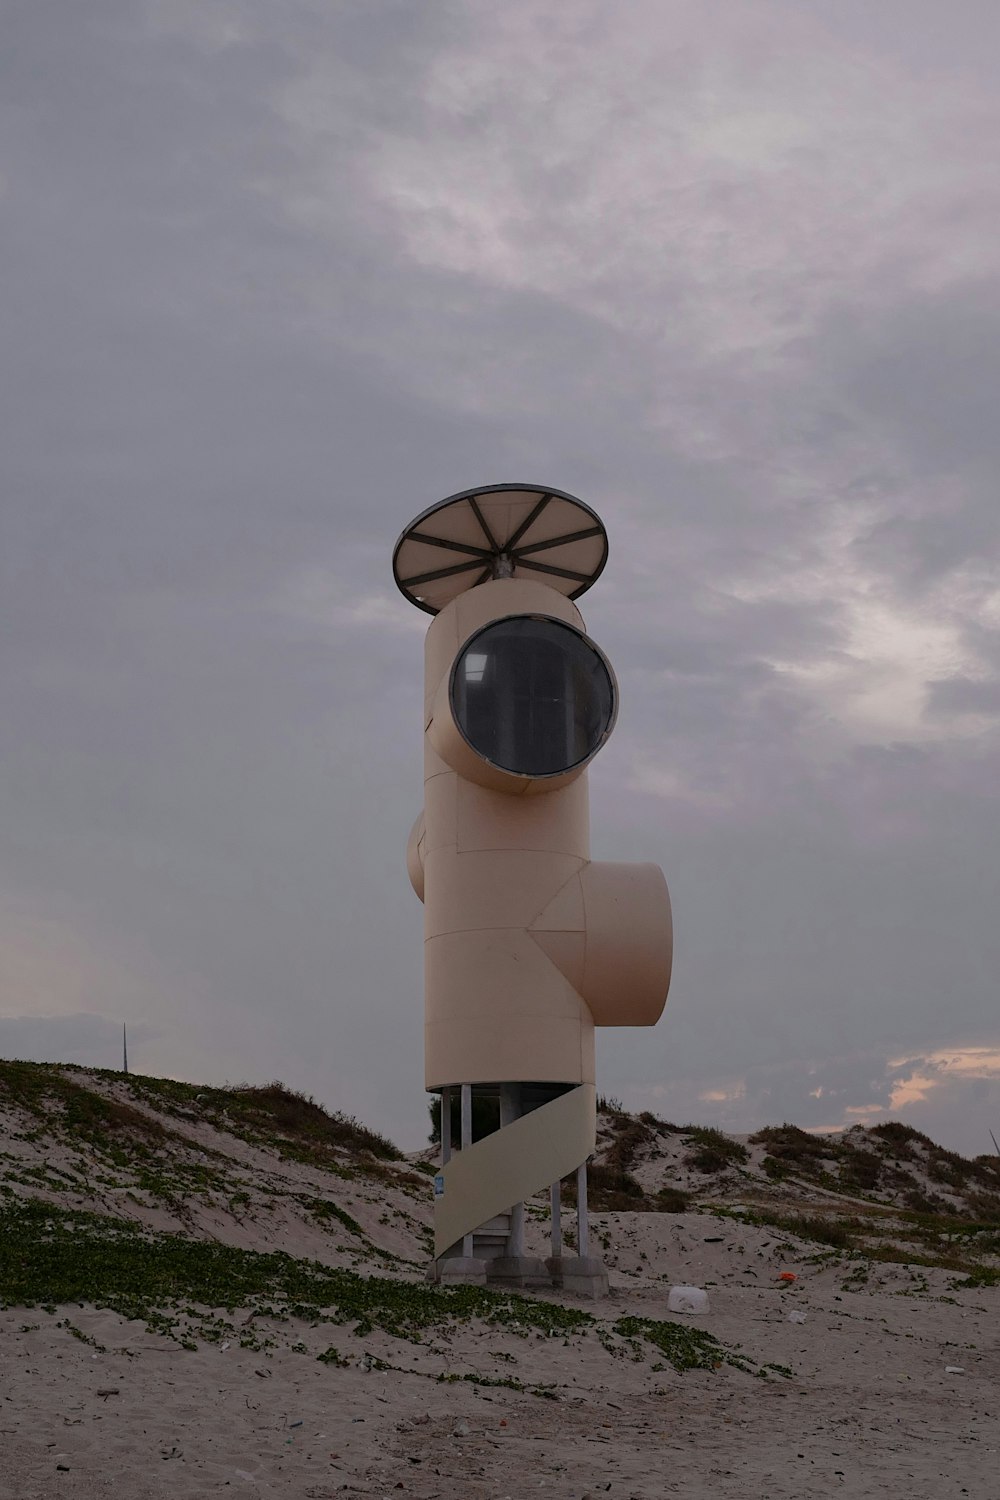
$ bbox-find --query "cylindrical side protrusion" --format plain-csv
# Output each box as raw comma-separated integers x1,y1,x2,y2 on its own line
530,861,672,1028
578,862,671,1025
406,812,426,901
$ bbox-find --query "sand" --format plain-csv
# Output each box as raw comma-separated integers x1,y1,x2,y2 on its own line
2,1235,995,1499
1,1069,997,1497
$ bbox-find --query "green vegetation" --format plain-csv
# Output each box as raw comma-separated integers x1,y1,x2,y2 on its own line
654,1186,691,1213
605,1115,655,1175
868,1121,932,1155
751,1123,831,1168
4,1060,995,1303
613,1315,755,1374
0,1061,228,1202
952,1266,1000,1289
637,1110,684,1135
730,1198,1000,1275
750,1119,1000,1219
763,1212,853,1250
573,1163,647,1211
0,1061,403,1202
0,1055,429,1267
427,1092,500,1145
0,1194,765,1377
0,1195,588,1341
838,1148,883,1193
129,1074,402,1162
304,1197,366,1237
588,1109,690,1209
685,1126,749,1174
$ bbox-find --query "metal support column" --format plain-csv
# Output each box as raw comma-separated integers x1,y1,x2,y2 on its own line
550,1180,562,1260
461,1084,473,1257
576,1161,589,1259
499,1083,525,1257
440,1086,451,1165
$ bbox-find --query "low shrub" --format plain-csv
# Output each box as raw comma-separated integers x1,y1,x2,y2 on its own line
578,1163,647,1211
655,1186,690,1213
838,1147,883,1192
685,1127,748,1174
638,1111,684,1135
867,1121,934,1158
427,1093,499,1147
750,1124,829,1169
605,1118,656,1176
225,1083,401,1161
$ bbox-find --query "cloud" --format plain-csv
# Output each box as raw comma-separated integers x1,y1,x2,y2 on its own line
624,1042,1000,1159
2,1,999,1159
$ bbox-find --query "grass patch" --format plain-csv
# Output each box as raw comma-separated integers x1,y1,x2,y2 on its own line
0,1195,588,1342
867,1121,933,1157
614,1315,755,1374
737,1205,858,1251
637,1111,685,1135
572,1163,647,1211
0,1061,228,1202
305,1198,366,1237
130,1074,401,1163
0,1195,769,1376
774,1214,853,1250
0,1060,405,1202
951,1266,1000,1289
604,1117,656,1176
685,1127,749,1174
655,1186,691,1213
751,1124,830,1169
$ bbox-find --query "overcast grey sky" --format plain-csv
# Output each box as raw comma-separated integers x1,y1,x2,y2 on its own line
3,0,999,1156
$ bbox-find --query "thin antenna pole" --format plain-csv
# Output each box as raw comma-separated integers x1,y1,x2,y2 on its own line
123,1023,128,1076
990,1129,999,1157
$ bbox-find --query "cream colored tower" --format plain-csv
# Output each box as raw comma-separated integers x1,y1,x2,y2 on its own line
394,485,672,1291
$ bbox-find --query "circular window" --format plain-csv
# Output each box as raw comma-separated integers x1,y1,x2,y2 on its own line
449,616,617,778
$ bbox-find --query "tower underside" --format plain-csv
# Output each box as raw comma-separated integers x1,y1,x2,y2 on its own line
427,1079,608,1298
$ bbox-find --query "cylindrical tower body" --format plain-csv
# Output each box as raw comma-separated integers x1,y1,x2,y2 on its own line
421,578,597,1091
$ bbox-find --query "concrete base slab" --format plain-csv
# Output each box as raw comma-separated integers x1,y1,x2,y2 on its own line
547,1254,610,1300
431,1256,488,1287
485,1255,549,1290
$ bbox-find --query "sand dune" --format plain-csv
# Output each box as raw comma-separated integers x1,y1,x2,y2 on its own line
1,1062,997,1497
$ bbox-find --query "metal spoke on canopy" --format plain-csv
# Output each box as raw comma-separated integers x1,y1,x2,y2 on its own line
468,496,499,550
400,556,487,588
407,531,493,559
506,492,552,549
512,524,604,558
514,557,592,584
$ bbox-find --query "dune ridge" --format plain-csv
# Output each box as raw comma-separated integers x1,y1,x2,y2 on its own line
1,1060,997,1498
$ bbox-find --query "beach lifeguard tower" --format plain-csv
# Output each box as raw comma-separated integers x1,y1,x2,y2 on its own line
394,484,672,1296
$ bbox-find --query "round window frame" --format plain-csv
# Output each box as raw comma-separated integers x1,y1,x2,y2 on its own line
447,613,619,781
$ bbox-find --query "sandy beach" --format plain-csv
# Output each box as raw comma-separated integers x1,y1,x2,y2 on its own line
1,1065,997,1498
2,1252,995,1499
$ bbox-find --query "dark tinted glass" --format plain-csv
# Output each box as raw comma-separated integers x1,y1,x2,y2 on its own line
450,616,616,776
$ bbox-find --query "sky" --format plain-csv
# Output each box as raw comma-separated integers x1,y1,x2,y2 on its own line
2,0,1000,1158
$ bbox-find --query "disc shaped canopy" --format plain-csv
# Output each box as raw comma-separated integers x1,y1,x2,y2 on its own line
392,483,609,614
